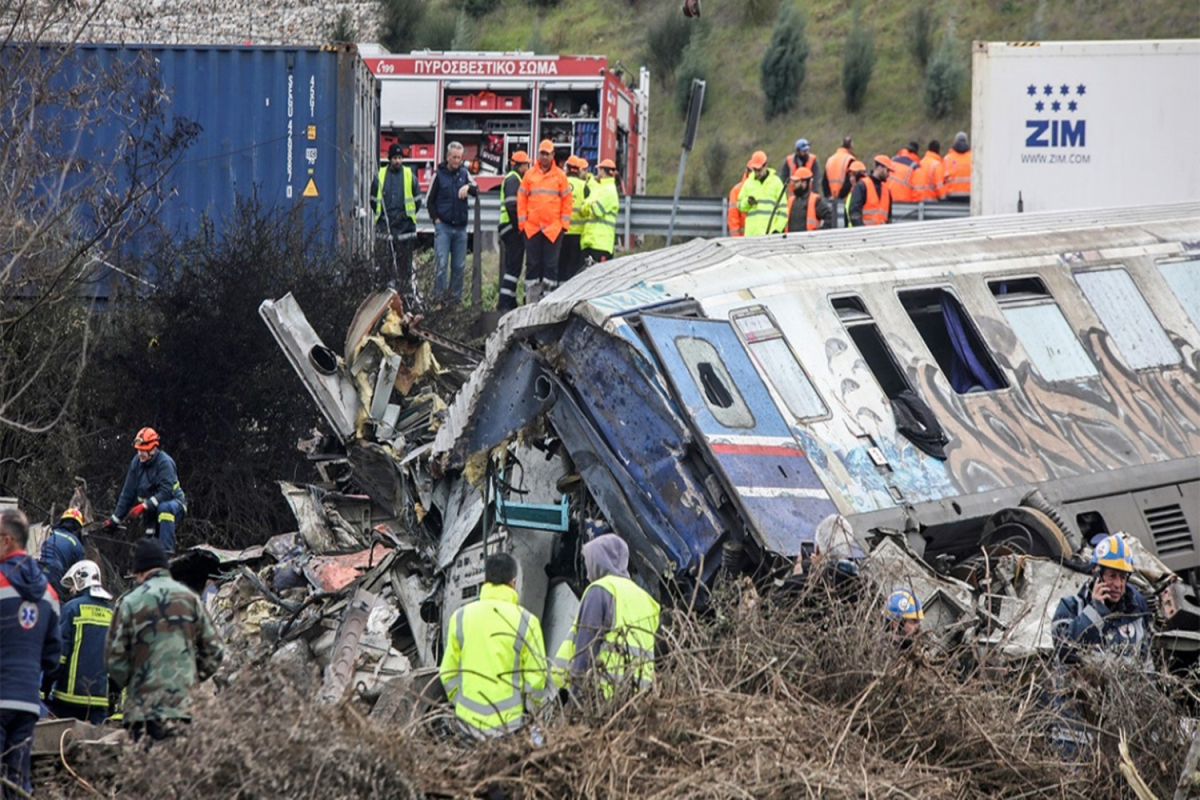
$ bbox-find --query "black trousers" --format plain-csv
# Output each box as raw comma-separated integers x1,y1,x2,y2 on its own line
524,232,563,288
559,234,583,283
374,231,416,300
581,247,613,266
498,225,525,311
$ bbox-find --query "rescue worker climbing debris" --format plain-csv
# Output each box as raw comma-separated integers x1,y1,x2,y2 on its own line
44,560,113,724
104,427,187,554
38,507,86,599
554,526,660,698
105,538,224,746
439,552,549,739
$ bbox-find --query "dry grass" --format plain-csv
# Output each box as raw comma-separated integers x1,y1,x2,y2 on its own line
50,580,1190,799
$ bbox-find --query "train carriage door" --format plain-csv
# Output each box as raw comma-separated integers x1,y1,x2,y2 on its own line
639,314,837,556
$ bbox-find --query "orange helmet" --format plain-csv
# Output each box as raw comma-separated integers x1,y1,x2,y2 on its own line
510,150,530,164
537,139,555,154
565,155,583,170
60,508,85,527
873,155,895,171
746,150,768,169
849,159,867,174
790,166,813,181
597,158,616,170
133,427,160,451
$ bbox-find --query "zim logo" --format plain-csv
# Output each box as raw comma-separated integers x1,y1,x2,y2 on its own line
1023,81,1087,148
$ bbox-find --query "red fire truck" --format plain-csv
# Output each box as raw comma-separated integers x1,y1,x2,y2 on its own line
363,50,650,195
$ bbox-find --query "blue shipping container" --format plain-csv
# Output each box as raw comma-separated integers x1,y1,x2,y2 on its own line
40,43,377,261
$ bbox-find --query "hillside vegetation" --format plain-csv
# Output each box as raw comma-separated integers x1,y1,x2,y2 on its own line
445,0,1196,194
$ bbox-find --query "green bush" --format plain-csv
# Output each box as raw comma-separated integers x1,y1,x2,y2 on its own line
415,7,458,50
328,8,358,42
908,5,934,70
378,0,425,53
451,12,477,49
842,7,874,112
760,2,808,120
463,0,501,17
527,18,545,53
527,0,560,9
674,40,709,117
704,140,730,195
741,0,779,26
644,11,694,87
924,33,967,119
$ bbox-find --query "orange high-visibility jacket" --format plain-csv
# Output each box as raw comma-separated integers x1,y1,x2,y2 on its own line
887,148,921,203
783,152,817,197
518,163,573,241
824,147,854,198
785,191,822,232
943,149,972,199
862,178,891,226
727,179,746,237
918,151,946,201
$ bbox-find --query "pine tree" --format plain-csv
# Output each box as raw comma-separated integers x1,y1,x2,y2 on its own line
842,6,875,112
760,2,809,120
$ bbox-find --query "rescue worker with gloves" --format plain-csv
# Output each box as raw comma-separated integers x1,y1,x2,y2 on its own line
43,560,113,724
439,552,549,739
554,525,660,698
38,507,86,599
104,427,187,554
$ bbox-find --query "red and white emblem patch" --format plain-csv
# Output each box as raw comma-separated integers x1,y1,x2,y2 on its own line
18,601,38,630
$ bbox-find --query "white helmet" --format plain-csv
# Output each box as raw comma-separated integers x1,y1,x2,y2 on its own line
62,560,112,599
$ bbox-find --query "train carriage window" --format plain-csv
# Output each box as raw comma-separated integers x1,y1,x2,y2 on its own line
1157,257,1200,332
675,336,755,428
1075,268,1181,370
898,288,1008,393
989,277,1099,382
731,307,828,420
830,296,911,400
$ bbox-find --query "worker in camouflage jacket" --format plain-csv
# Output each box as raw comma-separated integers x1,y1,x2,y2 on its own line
105,538,223,744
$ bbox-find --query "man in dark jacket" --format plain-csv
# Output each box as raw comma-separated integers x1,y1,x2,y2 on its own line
370,142,423,301
0,509,62,797
1052,534,1152,670
45,560,112,724
497,150,531,312
849,156,894,227
425,141,477,306
103,427,187,554
38,507,86,599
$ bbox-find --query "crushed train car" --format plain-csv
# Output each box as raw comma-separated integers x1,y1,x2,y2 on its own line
252,203,1200,696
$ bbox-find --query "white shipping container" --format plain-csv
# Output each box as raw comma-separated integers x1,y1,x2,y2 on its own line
971,40,1200,216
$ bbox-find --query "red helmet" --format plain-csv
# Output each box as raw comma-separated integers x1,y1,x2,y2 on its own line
133,427,160,451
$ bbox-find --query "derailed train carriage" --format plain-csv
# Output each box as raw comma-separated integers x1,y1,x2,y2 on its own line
264,203,1200,668
431,203,1200,656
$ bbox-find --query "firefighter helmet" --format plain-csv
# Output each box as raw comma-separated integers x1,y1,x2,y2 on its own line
133,427,160,451
885,589,924,621
1091,534,1135,574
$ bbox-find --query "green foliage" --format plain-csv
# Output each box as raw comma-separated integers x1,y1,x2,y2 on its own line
759,2,809,120
674,39,710,118
527,18,545,53
451,12,478,49
378,0,426,53
908,5,934,70
415,6,459,50
703,140,730,195
842,6,875,113
527,0,560,9
328,8,359,42
741,0,779,26
1027,0,1048,39
924,32,967,119
463,0,501,18
644,11,694,87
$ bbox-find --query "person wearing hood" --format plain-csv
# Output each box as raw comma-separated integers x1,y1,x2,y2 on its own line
44,560,113,724
779,514,862,602
943,131,971,201
38,507,86,599
553,525,660,697
0,508,62,798
103,427,187,554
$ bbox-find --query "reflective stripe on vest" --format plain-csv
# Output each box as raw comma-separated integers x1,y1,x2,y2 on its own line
862,178,890,226
375,165,417,224
567,175,588,229
845,193,853,228
499,170,520,226
806,192,820,231
55,601,112,707
944,151,972,197
825,150,853,198
589,574,660,695
728,180,745,236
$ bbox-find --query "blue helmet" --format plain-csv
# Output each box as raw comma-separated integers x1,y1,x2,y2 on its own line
885,589,924,621
1091,534,1135,573
794,138,810,151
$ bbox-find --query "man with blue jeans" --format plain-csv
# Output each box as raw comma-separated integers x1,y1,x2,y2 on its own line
426,141,477,306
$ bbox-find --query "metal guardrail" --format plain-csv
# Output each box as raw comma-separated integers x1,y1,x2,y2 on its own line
462,194,970,239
